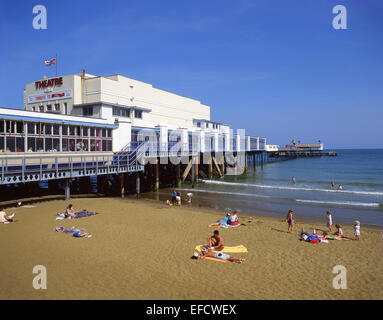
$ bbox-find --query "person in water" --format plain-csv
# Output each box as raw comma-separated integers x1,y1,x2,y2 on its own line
206,230,224,251
331,181,335,189
286,209,294,233
198,248,245,263
338,185,343,190
292,176,296,184
208,213,230,229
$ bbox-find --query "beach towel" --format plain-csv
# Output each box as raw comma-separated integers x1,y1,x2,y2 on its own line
194,245,248,254
73,210,99,219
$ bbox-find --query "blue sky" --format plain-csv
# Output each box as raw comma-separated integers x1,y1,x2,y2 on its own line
0,0,382,148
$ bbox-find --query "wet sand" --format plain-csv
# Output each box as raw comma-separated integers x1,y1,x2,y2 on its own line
0,196,382,300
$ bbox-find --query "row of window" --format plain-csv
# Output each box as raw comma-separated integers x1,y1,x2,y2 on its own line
31,103,67,113
112,107,143,119
0,120,112,138
0,136,113,153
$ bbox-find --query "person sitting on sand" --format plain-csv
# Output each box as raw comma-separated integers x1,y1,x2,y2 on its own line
286,209,294,233
0,207,14,224
208,213,230,229
334,223,343,237
198,248,245,264
176,192,182,206
354,220,361,241
207,230,224,251
229,211,240,226
65,204,76,219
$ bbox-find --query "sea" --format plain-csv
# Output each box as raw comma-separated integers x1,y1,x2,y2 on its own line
145,149,383,227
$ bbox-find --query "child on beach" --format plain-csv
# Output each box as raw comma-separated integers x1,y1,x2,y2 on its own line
334,223,343,237
176,192,181,206
326,211,333,231
186,193,193,204
354,221,361,240
286,209,294,233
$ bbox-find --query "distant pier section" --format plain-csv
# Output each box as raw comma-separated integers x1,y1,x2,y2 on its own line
266,143,338,159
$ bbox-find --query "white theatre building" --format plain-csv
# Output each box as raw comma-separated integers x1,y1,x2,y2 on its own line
0,71,266,153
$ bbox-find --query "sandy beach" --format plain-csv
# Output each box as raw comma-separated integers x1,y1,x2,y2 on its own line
0,196,382,300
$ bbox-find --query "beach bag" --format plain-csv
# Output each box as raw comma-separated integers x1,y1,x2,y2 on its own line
309,238,320,243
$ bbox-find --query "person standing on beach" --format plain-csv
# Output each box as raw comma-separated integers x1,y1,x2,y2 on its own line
171,190,177,205
286,209,294,233
354,221,361,240
326,211,333,231
207,230,224,251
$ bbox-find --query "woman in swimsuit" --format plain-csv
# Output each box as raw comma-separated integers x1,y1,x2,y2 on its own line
286,209,294,233
65,204,76,219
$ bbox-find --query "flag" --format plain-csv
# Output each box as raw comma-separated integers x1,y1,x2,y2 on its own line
44,57,57,66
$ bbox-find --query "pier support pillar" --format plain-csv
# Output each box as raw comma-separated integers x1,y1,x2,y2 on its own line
191,157,195,187
253,153,256,169
176,163,182,188
208,155,213,179
195,158,199,183
65,179,70,200
155,159,160,192
120,173,125,198
244,154,248,173
221,155,225,176
136,172,140,199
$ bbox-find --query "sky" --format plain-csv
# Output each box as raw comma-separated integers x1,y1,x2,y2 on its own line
0,0,382,149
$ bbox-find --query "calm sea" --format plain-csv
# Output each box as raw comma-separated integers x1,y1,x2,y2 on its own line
152,149,383,227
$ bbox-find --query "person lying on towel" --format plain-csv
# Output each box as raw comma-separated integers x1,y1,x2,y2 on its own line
206,230,224,251
198,247,245,264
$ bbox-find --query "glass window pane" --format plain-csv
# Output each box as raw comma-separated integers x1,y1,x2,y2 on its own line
53,138,60,152
45,138,52,151
62,125,69,136
102,140,106,151
28,122,35,134
53,124,60,135
36,138,43,151
0,120,4,133
62,138,68,152
16,137,24,152
6,137,15,152
0,136,5,152
28,137,35,152
45,124,52,135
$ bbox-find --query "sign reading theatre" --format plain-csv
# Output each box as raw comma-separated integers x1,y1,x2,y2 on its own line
35,77,63,89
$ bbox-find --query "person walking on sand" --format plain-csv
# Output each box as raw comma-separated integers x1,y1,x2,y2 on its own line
0,207,14,224
207,230,224,251
326,211,333,231
286,209,294,233
198,248,245,263
354,221,361,240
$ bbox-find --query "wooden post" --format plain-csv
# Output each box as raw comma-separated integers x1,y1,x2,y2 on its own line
195,157,199,183
244,153,248,173
221,155,225,176
176,163,182,188
155,158,159,191
253,153,256,169
191,157,195,187
65,179,70,200
120,173,125,198
136,172,140,199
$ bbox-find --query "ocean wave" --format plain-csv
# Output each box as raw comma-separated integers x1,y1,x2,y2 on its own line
201,180,383,196
179,188,273,199
295,199,381,207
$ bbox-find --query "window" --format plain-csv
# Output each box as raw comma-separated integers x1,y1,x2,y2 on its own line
27,123,35,134
55,103,60,111
197,122,201,128
53,124,60,135
32,106,36,111
62,125,68,136
83,107,93,116
134,110,142,119
0,120,4,133
39,105,44,112
46,105,52,111
45,124,52,135
113,107,130,118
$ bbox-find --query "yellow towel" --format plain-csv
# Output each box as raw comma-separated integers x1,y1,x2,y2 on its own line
194,245,248,254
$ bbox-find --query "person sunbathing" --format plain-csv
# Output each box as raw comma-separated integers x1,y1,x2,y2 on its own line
206,230,224,251
198,248,245,264
0,208,14,224
208,213,230,229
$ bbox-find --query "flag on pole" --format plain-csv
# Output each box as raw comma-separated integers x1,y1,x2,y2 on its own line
44,57,57,66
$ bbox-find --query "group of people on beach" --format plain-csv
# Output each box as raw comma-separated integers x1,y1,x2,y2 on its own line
0,207,15,224
208,211,240,228
286,209,361,241
166,190,193,206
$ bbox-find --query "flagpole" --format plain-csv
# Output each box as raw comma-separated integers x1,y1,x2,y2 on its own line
56,54,58,77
